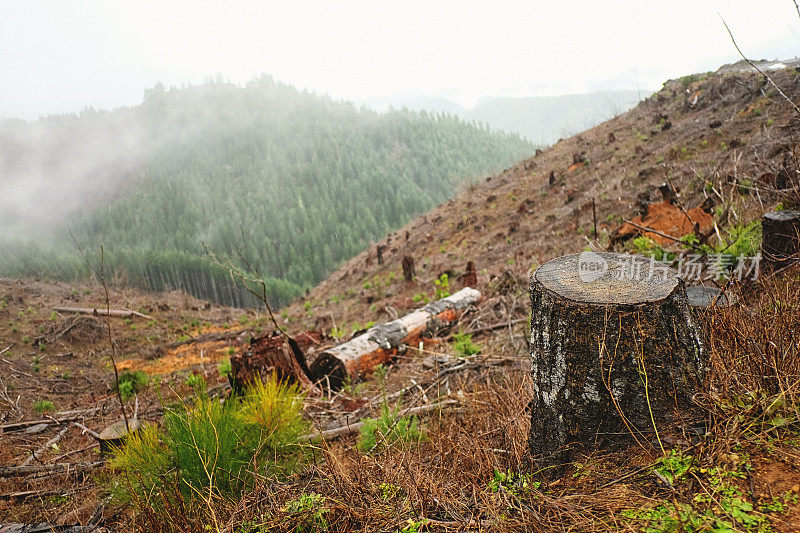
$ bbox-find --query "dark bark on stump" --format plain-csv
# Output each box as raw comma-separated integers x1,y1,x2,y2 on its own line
402,255,416,282
762,211,800,269
462,261,477,288
231,331,323,393
529,253,703,469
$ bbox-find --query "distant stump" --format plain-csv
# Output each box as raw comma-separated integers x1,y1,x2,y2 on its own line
529,252,703,468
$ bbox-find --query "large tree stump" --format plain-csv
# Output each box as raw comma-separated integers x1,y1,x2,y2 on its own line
762,211,800,269
529,252,703,468
231,331,325,393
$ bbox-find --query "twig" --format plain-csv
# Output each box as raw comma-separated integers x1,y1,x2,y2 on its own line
1,488,82,500
1,408,103,432
21,425,70,466
0,344,12,356
597,442,700,489
463,318,526,336
300,400,458,442
720,16,800,118
69,233,130,433
51,442,99,462
72,422,101,440
623,220,699,249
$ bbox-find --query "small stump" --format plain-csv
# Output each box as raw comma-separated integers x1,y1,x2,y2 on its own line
98,418,140,456
762,211,800,269
685,285,737,309
529,252,703,467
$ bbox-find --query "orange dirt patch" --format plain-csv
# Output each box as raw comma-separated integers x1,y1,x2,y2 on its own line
614,200,714,246
118,325,239,374
118,339,233,374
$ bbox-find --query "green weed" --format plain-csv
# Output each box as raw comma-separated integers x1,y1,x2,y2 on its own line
452,331,481,357
284,492,328,532
358,402,424,453
434,273,450,299
115,370,149,401
33,399,55,413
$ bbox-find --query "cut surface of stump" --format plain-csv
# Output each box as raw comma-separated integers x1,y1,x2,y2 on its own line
762,210,800,269
529,252,703,468
98,418,140,455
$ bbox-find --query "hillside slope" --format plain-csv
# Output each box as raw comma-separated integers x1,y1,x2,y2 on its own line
287,65,800,331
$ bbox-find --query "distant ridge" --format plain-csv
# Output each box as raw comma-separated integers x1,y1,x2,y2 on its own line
362,90,644,144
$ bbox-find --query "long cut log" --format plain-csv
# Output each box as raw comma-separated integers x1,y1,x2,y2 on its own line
0,461,103,478
53,306,153,320
310,287,480,389
529,253,703,470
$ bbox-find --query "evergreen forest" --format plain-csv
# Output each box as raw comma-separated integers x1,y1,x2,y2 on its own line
0,76,534,306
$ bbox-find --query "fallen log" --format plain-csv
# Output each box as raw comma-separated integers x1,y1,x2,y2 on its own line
0,461,103,478
529,253,703,470
310,287,481,389
1,407,103,432
53,306,153,320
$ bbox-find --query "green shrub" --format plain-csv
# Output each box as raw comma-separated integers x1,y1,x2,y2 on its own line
452,331,481,357
110,375,308,507
412,292,429,304
434,273,450,299
108,422,170,505
185,372,206,395
239,376,309,454
358,403,424,453
115,370,149,400
164,395,256,497
631,235,674,262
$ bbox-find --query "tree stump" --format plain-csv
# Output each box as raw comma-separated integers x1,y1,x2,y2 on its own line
461,260,477,288
529,252,703,468
762,211,800,269
402,255,416,282
231,331,324,393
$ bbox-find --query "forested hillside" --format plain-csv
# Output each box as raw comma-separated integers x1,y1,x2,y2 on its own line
0,76,534,306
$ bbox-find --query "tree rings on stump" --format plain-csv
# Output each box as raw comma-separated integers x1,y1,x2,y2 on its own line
529,252,703,469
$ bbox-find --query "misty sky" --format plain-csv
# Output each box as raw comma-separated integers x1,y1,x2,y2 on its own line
2,1,798,120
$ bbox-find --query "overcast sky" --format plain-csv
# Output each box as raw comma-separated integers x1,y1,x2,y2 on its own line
1,1,798,120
